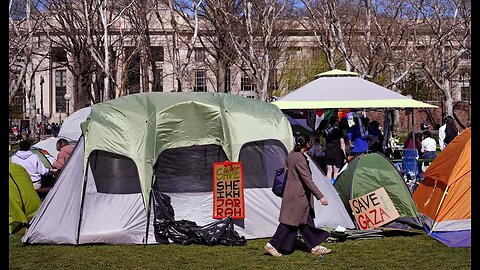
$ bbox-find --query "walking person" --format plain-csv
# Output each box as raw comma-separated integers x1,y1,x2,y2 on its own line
264,135,332,257
323,116,346,184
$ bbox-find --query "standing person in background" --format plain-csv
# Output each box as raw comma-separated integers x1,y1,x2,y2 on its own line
338,117,351,157
264,135,332,257
438,117,447,150
323,116,346,184
368,120,384,153
444,117,459,146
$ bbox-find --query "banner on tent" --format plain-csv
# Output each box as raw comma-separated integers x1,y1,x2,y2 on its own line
212,161,245,219
349,187,400,230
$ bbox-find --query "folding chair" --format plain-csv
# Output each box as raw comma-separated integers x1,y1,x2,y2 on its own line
401,149,419,193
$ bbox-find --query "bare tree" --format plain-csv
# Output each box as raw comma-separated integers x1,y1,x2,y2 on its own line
153,0,202,92
413,0,471,118
174,0,241,93
223,0,290,101
9,0,53,139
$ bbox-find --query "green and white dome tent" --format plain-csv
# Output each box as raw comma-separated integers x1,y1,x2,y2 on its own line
23,92,355,245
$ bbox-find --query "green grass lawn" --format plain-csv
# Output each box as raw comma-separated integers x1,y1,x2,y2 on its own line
9,231,470,270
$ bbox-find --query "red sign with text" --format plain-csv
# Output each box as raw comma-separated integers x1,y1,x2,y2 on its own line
213,161,245,219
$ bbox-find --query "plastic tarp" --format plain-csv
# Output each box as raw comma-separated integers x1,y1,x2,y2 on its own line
273,69,437,109
9,163,41,234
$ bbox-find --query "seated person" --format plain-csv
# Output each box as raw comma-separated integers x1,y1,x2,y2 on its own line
420,131,437,159
11,140,49,190
53,138,74,171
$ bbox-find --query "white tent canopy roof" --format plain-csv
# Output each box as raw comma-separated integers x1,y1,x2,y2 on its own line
273,69,437,109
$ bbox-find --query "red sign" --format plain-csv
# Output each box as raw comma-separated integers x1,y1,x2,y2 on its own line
213,161,245,219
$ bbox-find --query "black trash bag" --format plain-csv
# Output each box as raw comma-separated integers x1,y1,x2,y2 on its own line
152,190,176,243
152,191,246,246
189,217,246,246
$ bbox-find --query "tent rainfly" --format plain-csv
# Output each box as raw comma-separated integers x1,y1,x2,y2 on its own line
272,69,437,109
9,163,41,234
413,128,471,248
23,92,357,245
334,153,422,230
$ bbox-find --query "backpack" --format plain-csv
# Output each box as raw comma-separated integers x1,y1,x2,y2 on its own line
272,167,287,197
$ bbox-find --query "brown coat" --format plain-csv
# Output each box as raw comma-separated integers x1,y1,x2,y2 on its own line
279,151,324,226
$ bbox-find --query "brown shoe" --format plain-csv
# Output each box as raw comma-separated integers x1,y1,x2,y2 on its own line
311,245,332,255
264,242,282,257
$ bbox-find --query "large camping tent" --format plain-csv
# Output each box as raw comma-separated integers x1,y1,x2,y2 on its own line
413,128,471,247
272,69,437,110
23,92,354,245
9,163,41,234
334,153,422,230
33,107,91,157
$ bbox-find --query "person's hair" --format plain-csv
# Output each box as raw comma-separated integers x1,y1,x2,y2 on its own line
339,117,349,129
363,117,370,126
369,120,380,129
423,130,432,138
293,134,311,152
318,119,329,131
19,140,31,151
328,115,338,126
56,138,69,150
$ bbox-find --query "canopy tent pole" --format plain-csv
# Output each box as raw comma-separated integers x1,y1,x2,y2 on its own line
411,109,415,150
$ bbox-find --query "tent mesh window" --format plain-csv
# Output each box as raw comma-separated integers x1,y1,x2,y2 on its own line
88,150,142,194
239,139,288,188
154,145,228,193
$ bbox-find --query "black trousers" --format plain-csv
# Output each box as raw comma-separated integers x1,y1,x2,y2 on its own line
269,210,330,254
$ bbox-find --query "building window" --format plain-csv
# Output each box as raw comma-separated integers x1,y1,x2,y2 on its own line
125,47,140,95
55,70,67,113
194,69,207,92
225,69,231,93
461,86,470,101
151,46,164,62
50,47,67,63
241,71,255,92
153,69,163,92
195,48,206,62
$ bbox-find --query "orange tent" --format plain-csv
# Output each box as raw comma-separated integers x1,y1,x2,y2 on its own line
413,128,470,247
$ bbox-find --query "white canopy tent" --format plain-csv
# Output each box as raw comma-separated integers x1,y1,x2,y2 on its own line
33,107,91,158
272,69,437,110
